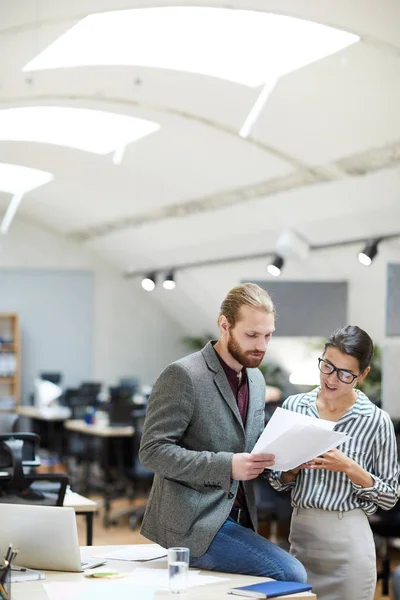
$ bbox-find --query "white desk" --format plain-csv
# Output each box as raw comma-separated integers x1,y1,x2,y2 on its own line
12,545,317,600
64,419,133,437
17,406,72,421
64,490,97,546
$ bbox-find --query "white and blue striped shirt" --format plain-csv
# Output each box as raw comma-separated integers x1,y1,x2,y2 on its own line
268,388,399,515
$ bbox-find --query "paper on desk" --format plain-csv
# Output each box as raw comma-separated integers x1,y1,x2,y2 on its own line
127,567,229,589
252,407,350,471
95,544,167,561
11,567,45,583
43,581,155,600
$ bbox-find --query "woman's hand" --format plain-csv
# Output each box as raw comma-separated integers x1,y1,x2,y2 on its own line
305,448,374,487
305,448,353,473
281,463,307,483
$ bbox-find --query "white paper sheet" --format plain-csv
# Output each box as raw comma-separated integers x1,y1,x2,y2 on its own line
127,567,229,589
252,407,350,470
43,581,155,600
95,544,167,561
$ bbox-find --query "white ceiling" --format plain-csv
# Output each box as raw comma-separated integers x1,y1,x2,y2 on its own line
0,0,399,294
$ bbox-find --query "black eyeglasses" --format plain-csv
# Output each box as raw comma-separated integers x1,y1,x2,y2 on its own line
318,358,358,384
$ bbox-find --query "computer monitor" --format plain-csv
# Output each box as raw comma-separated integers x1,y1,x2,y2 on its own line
40,372,62,385
79,382,101,398
108,386,137,426
0,433,40,469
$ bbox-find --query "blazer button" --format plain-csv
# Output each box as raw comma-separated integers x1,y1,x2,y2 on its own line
228,492,234,499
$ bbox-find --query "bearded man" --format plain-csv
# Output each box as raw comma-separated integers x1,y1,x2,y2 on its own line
139,283,306,581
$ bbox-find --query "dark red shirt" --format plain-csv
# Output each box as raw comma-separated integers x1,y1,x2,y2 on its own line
214,349,249,510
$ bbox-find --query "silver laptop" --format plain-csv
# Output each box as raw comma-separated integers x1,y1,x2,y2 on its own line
0,504,105,572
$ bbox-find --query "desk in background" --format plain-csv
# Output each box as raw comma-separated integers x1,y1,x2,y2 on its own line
64,489,97,546
64,420,134,525
12,544,317,600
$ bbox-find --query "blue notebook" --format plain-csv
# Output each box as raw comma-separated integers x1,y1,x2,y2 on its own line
228,580,312,598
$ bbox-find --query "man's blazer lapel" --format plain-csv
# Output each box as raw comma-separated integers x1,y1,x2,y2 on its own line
214,369,242,425
202,342,243,428
244,371,261,447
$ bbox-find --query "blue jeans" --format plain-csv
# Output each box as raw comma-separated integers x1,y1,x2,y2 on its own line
190,517,307,582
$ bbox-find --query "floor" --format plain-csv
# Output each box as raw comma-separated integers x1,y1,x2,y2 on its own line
77,495,400,600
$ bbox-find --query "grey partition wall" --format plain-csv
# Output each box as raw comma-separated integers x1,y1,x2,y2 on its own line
386,264,400,336
252,280,347,337
382,344,400,418
0,269,94,403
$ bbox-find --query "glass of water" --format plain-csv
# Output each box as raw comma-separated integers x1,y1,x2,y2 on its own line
168,547,190,593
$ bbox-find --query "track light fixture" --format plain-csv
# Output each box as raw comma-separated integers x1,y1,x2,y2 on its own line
357,240,379,267
141,272,156,291
267,255,284,277
162,271,176,290
126,231,400,283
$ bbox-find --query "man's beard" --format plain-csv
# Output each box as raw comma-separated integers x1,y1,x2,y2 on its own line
227,330,265,368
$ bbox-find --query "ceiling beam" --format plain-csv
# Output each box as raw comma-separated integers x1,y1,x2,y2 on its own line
69,138,400,241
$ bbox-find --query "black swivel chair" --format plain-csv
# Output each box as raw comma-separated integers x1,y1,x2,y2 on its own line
126,407,154,528
108,407,153,528
0,433,68,506
0,412,20,434
126,408,154,529
63,386,102,493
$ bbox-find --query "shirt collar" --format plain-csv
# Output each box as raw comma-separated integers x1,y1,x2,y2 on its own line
298,387,374,419
213,347,247,384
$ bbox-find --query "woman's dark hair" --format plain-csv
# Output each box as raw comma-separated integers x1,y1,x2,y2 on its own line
324,325,373,373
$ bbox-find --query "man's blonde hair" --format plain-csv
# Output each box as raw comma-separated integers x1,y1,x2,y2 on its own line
219,283,274,328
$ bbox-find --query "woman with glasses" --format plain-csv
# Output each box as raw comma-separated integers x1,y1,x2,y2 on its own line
269,325,399,600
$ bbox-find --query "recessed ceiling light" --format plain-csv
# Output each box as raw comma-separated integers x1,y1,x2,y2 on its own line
0,107,160,154
23,8,359,87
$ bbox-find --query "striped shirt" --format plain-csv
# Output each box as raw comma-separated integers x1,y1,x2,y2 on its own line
268,388,399,516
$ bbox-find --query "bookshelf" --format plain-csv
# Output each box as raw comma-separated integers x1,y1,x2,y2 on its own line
0,313,20,411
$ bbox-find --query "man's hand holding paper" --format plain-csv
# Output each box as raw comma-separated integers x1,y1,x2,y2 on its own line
251,407,350,471
232,452,275,480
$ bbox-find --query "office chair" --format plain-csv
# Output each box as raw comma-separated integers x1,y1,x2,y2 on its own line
0,433,68,506
0,412,19,433
126,407,154,528
391,566,400,600
108,408,153,528
62,386,102,492
369,501,400,596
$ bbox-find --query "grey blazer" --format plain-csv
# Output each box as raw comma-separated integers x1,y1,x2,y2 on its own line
139,341,266,557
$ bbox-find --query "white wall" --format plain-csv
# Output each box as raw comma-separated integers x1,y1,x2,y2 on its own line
0,218,187,388
1,216,399,392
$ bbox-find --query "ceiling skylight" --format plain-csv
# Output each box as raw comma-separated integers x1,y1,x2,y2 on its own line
23,7,359,87
0,107,160,154
0,162,54,196
0,163,54,234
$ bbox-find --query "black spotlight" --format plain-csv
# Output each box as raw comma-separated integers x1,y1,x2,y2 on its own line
267,255,284,277
141,272,156,291
162,271,176,290
357,240,379,267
